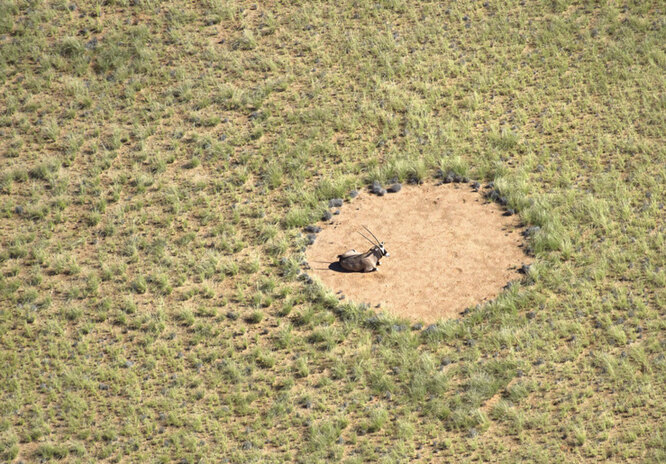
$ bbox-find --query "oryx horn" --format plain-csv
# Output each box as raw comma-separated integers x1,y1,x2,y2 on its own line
357,231,377,247
362,225,382,246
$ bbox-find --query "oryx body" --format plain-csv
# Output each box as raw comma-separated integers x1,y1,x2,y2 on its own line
337,227,389,272
337,249,358,259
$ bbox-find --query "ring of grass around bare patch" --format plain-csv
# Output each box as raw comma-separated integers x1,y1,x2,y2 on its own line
305,183,531,322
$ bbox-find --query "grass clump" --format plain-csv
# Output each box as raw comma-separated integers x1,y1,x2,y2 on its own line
282,206,320,229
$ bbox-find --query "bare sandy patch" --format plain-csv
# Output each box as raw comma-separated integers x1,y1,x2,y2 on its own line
305,183,530,322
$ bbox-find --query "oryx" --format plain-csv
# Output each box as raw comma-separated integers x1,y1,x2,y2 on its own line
336,249,359,259
337,226,389,272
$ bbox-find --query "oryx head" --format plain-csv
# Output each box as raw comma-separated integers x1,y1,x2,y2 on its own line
376,241,389,257
359,225,389,257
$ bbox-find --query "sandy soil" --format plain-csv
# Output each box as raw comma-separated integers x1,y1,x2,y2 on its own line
305,183,531,322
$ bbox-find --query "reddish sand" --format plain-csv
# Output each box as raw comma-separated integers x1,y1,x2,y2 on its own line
305,183,530,322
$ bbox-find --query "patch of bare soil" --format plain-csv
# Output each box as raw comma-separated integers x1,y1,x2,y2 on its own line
305,183,530,322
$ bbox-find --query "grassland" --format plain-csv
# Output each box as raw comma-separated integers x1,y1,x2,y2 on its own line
0,0,664,462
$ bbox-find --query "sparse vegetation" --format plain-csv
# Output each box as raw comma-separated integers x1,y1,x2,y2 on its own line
0,0,664,463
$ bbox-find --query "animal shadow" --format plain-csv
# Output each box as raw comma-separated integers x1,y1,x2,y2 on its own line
328,261,354,273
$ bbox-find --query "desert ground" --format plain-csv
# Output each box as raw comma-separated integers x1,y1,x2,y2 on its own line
306,183,530,322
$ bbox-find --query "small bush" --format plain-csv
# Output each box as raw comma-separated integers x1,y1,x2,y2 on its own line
254,349,275,368
184,157,201,169
130,276,147,294
35,443,69,460
245,310,264,324
360,407,388,433
59,37,84,58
